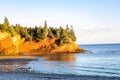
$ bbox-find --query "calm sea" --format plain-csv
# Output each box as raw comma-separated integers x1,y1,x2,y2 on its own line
0,44,120,77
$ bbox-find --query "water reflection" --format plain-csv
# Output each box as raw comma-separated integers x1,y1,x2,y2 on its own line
0,59,34,72
25,54,76,74
43,54,75,61
0,54,76,73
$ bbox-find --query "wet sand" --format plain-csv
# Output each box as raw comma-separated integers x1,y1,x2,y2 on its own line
0,56,39,60
0,72,120,80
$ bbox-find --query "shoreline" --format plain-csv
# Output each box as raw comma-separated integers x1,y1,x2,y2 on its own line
0,56,39,60
0,72,120,80
0,52,85,59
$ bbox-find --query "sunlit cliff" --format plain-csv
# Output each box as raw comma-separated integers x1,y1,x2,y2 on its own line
0,17,83,55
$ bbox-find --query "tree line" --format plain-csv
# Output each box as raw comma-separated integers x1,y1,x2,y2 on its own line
0,17,76,46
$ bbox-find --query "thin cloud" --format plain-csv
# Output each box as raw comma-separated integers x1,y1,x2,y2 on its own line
75,28,111,32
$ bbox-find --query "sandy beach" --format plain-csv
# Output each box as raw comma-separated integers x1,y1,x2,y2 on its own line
0,56,39,60
0,72,120,80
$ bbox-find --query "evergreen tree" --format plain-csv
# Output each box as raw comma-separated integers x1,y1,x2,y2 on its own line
48,28,54,38
8,26,16,36
44,20,47,28
56,29,60,38
19,27,31,41
65,24,70,33
0,24,8,31
36,26,42,41
14,24,20,34
4,17,10,27
41,20,48,39
69,26,76,41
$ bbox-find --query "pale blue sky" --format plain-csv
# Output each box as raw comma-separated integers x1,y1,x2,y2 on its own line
0,0,120,44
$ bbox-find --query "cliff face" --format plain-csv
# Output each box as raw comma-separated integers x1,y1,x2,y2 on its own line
0,31,22,55
0,31,83,56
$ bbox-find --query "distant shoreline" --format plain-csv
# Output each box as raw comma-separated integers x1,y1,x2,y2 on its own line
80,43,120,46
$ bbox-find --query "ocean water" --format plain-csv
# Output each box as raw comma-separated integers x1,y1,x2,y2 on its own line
0,44,120,77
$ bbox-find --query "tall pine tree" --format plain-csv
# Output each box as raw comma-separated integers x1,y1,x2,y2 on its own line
69,26,76,41
4,17,10,27
42,20,48,39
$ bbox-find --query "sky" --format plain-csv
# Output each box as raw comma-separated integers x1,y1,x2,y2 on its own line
0,0,120,44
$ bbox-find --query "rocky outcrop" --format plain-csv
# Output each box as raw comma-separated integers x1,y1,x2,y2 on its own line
0,31,22,55
0,31,83,56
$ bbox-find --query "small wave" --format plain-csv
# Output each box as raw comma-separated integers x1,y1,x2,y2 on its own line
72,68,120,75
70,65,120,71
106,51,120,54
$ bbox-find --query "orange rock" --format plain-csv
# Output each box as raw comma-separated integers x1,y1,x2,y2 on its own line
0,32,83,56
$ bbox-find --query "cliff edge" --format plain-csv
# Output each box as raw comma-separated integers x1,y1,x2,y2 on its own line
0,31,83,56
